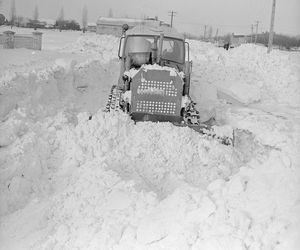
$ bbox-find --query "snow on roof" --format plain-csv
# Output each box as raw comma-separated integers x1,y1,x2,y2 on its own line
97,17,141,24
96,16,161,27
87,22,96,27
126,25,184,40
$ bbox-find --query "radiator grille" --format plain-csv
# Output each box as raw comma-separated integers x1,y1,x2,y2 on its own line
136,101,176,114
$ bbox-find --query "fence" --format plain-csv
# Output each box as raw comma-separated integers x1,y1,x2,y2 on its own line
1,31,43,50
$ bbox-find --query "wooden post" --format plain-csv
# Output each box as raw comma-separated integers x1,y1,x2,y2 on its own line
168,11,177,27
255,21,259,44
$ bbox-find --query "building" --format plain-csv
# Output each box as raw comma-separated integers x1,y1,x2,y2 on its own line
96,17,162,36
87,22,96,32
39,19,56,29
26,19,55,29
230,34,250,47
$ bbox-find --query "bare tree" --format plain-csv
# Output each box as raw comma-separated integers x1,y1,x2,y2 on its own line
9,0,16,28
208,26,213,40
57,7,64,31
0,14,5,26
16,15,24,27
82,5,88,33
0,0,5,25
33,5,39,21
108,8,113,18
58,7,64,21
33,5,39,30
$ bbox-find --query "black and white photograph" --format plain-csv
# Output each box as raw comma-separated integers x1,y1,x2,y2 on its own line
0,0,299,249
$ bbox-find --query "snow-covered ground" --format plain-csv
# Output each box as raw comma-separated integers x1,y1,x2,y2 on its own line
0,27,299,250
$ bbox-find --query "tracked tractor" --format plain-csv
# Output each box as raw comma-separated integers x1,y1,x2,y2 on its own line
105,24,233,145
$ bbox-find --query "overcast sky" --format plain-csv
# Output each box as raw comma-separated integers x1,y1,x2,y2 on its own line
1,0,299,35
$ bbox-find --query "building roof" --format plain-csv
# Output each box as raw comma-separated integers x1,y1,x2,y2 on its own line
126,24,184,40
97,17,142,26
87,22,96,27
96,17,161,27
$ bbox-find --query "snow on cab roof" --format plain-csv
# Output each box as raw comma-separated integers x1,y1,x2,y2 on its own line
126,25,184,40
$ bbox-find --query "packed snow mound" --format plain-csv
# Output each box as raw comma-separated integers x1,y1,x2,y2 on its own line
189,41,300,107
0,110,236,216
0,57,119,120
1,111,299,250
62,33,119,63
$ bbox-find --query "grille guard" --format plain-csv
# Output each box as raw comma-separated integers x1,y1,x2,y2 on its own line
130,67,184,121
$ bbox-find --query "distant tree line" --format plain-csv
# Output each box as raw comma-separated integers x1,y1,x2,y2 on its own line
2,1,82,31
219,32,300,49
255,32,300,49
55,20,80,31
0,13,6,25
184,30,300,49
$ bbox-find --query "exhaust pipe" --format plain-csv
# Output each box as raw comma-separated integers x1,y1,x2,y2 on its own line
156,33,164,64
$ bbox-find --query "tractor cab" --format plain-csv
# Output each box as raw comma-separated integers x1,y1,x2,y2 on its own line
118,25,190,76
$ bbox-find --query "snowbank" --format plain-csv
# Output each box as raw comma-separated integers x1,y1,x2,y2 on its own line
189,41,300,108
61,33,119,63
1,111,299,250
0,56,119,120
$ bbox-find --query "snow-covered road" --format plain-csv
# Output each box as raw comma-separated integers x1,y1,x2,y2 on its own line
0,28,299,250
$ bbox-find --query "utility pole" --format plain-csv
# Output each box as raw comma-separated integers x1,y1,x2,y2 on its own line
268,0,276,53
214,28,219,42
203,25,207,40
254,20,259,44
168,11,177,27
251,24,254,43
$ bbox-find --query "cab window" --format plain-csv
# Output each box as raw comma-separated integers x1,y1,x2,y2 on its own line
161,38,184,64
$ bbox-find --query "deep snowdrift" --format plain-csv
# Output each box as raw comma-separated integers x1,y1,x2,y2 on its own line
0,30,299,250
189,41,300,108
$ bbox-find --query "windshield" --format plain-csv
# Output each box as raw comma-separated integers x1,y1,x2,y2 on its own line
161,38,185,64
124,36,154,56
124,35,185,64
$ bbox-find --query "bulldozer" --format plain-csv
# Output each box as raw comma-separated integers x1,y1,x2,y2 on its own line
105,24,233,145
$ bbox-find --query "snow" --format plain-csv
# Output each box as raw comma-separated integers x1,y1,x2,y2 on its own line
97,17,142,24
142,63,180,76
0,28,300,250
124,68,139,78
181,95,191,107
189,41,300,108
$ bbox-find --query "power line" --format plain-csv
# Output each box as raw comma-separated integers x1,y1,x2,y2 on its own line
168,11,177,27
215,28,219,41
254,20,259,44
251,24,254,43
203,25,207,39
